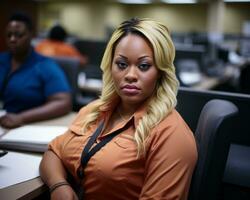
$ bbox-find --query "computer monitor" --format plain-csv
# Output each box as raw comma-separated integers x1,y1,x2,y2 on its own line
217,47,230,63
175,45,207,73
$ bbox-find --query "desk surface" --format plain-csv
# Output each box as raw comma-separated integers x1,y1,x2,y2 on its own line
0,112,77,200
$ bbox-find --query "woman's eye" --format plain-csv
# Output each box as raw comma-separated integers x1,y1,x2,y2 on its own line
116,62,127,69
6,32,25,38
138,63,151,71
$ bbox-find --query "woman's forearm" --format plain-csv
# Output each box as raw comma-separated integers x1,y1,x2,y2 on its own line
19,93,72,124
40,150,68,187
0,93,72,130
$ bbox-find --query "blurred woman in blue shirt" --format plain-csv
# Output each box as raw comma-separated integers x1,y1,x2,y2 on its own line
0,12,72,128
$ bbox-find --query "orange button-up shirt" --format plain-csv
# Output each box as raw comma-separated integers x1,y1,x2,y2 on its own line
49,101,197,200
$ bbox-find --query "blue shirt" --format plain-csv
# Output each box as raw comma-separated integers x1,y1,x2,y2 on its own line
0,49,71,113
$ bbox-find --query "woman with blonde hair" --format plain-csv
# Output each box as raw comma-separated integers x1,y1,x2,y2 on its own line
40,17,197,200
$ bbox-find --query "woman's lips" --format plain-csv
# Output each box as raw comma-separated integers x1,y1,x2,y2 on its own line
121,85,140,95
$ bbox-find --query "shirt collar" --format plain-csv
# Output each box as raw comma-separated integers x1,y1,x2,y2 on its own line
70,97,152,136
99,97,149,128
7,47,36,71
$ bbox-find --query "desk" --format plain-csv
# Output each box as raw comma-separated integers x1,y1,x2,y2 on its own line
32,112,76,126
79,83,102,93
191,65,236,90
78,74,102,93
192,75,219,90
0,112,77,200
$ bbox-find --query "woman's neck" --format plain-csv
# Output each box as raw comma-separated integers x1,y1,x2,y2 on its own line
11,47,31,71
117,103,138,120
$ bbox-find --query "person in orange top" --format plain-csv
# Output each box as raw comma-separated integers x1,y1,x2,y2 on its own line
40,18,198,200
35,25,88,66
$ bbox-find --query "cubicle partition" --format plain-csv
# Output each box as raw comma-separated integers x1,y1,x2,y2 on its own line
73,39,107,68
177,87,250,199
175,45,207,72
177,87,250,144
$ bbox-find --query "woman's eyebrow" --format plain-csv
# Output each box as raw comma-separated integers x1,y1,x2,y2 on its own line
116,54,128,60
138,55,151,60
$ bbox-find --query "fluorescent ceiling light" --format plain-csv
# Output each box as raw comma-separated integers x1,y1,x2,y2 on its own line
118,0,151,4
224,0,250,2
161,0,197,4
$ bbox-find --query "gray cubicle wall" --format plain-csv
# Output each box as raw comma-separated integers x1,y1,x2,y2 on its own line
176,87,250,145
73,40,106,80
177,87,250,199
73,40,107,66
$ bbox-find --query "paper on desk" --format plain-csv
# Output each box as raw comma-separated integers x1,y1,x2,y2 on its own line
0,110,7,137
0,126,6,137
0,125,68,152
0,151,42,189
179,71,202,85
0,125,67,144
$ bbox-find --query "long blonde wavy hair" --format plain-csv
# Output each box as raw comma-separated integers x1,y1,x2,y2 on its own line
81,18,179,156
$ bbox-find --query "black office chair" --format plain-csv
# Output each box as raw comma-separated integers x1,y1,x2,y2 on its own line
52,56,85,111
53,56,101,111
224,144,250,188
73,39,107,67
188,99,238,200
239,62,250,94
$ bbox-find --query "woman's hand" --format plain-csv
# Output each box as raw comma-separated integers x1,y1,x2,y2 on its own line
51,184,79,200
0,113,23,128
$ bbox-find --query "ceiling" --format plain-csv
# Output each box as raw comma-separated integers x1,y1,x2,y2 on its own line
32,0,218,3
32,0,250,4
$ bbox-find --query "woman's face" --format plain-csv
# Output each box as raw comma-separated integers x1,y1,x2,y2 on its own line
6,21,31,55
111,34,159,107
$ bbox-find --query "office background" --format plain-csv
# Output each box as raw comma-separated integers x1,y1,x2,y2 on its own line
1,0,250,107
1,1,250,199
1,0,250,41
37,1,250,40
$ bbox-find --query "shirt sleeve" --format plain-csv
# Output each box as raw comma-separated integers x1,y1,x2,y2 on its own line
48,129,74,160
36,58,71,97
139,113,198,200
48,101,98,159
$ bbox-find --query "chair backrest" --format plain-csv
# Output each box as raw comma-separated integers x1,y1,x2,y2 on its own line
188,99,238,200
52,56,81,110
239,62,250,94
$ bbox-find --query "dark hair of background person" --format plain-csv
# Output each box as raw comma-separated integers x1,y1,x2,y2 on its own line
49,25,67,41
8,11,33,31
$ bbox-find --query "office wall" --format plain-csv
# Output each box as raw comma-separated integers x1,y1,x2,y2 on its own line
124,4,207,33
38,2,207,40
224,3,250,34
38,1,250,40
38,2,127,40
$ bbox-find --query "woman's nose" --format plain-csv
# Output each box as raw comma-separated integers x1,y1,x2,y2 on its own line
9,34,17,42
125,66,138,82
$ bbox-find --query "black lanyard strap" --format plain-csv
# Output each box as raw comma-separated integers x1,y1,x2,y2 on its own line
77,120,130,179
82,120,105,158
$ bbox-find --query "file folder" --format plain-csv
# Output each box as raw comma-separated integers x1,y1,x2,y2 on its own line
0,125,67,153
